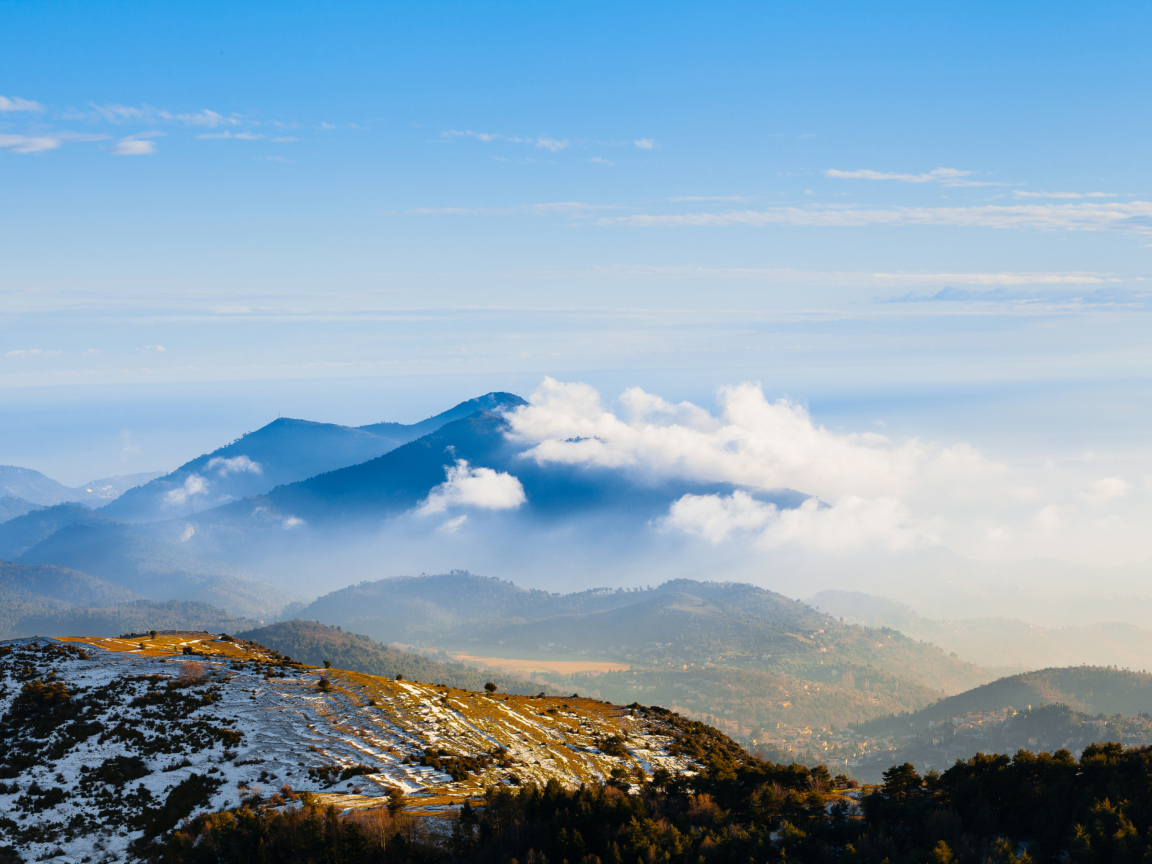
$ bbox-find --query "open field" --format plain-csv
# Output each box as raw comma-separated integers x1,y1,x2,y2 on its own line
450,652,631,676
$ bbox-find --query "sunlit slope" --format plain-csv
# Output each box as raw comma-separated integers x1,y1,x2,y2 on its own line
1,632,705,861
238,619,560,696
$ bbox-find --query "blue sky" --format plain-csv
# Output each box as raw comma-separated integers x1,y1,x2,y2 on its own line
2,1,1151,488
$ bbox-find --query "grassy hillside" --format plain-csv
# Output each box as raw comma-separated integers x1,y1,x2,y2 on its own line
1,631,698,861
238,619,555,696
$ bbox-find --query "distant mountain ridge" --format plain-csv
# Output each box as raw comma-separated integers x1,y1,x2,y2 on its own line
101,392,527,522
0,559,256,637
242,408,801,526
0,465,161,508
811,588,1152,672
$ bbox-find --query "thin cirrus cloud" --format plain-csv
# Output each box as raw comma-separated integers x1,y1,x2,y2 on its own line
0,95,44,112
668,195,752,202
6,348,62,357
409,201,620,216
88,104,240,128
633,138,657,149
441,129,570,152
197,131,263,140
596,201,1152,233
824,167,1001,187
0,134,62,154
1014,190,1119,199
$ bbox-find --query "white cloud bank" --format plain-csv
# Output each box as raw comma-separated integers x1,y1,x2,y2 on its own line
418,459,526,515
504,379,1148,565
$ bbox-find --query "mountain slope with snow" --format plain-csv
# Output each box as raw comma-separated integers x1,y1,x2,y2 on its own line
0,633,700,861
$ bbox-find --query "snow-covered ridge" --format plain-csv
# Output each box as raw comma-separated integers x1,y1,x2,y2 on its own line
0,633,698,862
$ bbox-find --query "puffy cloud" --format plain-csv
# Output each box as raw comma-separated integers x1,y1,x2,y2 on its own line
507,377,981,501
206,455,263,476
665,492,928,551
111,134,159,155
418,460,526,515
1085,477,1130,506
164,474,209,505
505,378,1152,560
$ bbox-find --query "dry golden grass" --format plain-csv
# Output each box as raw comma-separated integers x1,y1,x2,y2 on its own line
54,632,690,810
450,653,631,675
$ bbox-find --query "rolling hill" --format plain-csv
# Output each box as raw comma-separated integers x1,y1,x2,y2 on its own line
864,665,1152,733
294,573,999,739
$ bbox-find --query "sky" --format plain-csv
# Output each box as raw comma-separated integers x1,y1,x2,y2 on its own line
1,1,1151,570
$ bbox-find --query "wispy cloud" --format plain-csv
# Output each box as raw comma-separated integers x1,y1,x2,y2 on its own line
137,345,166,353
409,201,620,216
6,348,62,357
567,264,1117,288
668,195,751,202
442,129,569,151
0,95,44,112
597,201,1152,233
634,138,657,149
535,136,568,152
1014,190,1119,199
825,167,1000,187
89,104,241,128
0,134,61,154
197,130,262,140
